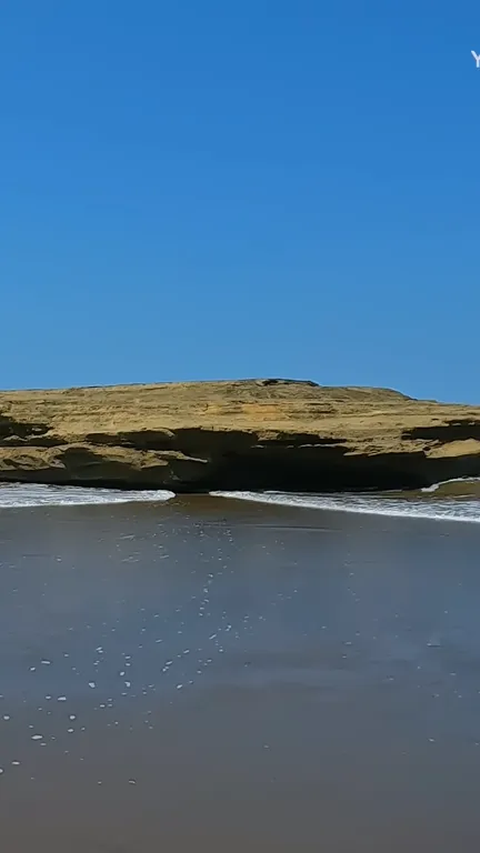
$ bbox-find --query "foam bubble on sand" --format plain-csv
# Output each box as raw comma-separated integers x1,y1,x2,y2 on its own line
0,484,175,509
211,490,480,524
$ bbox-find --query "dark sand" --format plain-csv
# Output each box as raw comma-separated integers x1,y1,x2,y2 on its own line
1,496,480,851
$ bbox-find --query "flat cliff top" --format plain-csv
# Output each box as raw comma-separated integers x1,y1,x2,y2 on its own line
1,378,479,457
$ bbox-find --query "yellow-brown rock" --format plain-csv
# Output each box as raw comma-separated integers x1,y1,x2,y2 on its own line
0,379,479,491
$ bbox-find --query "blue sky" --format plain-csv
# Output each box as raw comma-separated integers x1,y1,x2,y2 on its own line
1,1,479,402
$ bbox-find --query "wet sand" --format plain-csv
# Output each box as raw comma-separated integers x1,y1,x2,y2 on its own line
1,496,480,851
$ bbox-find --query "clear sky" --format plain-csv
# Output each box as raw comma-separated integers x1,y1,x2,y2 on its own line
1,1,479,402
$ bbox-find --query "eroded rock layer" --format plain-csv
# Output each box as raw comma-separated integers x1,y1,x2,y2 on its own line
1,379,479,492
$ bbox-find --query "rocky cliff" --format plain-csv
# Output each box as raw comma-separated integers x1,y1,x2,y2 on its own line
1,379,480,492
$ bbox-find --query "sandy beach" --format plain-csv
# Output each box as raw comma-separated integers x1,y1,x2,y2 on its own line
1,494,480,851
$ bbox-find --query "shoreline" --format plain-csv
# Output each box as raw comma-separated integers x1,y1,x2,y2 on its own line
1,483,479,525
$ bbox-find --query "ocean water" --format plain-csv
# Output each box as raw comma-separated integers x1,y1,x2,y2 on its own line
1,479,479,522
0,482,175,508
212,479,480,524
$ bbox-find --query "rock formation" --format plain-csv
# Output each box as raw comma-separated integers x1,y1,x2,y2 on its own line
1,379,480,492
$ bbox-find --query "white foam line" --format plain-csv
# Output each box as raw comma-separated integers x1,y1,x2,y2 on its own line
0,484,175,509
421,477,480,493
211,491,480,525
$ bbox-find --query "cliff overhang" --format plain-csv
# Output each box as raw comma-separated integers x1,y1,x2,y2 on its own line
1,379,479,493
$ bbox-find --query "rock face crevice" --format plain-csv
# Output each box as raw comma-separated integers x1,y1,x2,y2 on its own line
0,379,479,492
402,420,480,443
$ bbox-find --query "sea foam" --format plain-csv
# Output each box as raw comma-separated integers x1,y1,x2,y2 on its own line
211,488,480,524
0,483,175,509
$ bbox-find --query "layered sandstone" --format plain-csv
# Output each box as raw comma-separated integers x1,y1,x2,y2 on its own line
0,379,479,492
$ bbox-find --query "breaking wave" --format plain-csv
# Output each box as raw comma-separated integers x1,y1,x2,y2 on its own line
0,483,175,509
421,477,480,494
211,488,480,524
